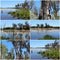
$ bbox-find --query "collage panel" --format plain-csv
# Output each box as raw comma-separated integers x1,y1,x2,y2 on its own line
1,0,30,20
0,20,31,41
30,0,60,20
0,40,30,59
30,40,60,60
0,0,60,20
30,20,60,40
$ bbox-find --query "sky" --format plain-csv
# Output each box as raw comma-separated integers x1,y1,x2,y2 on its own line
1,1,25,8
0,0,30,8
0,40,58,51
0,20,60,28
0,40,27,54
0,40,13,52
30,40,55,47
0,0,41,8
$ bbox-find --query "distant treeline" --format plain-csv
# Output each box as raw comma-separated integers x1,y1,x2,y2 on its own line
1,23,60,30
30,23,60,29
2,22,30,30
31,26,60,29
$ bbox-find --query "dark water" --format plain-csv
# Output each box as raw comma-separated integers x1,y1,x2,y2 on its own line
30,49,53,60
0,9,18,20
30,29,60,39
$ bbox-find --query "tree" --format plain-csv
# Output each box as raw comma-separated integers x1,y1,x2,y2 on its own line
12,23,17,29
34,6,38,16
25,22,30,30
0,43,8,59
40,24,44,28
30,0,34,10
11,40,30,59
51,1,60,19
45,44,50,49
15,4,20,9
18,23,23,30
52,40,59,49
15,0,29,9
37,24,40,28
40,0,60,19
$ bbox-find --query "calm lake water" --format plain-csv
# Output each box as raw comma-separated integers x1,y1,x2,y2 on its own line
0,29,60,40
30,29,60,39
0,30,30,40
30,49,53,60
0,9,20,20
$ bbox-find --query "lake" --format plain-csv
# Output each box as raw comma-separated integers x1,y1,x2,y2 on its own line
30,29,60,39
30,49,53,60
0,29,60,40
0,9,20,20
0,30,30,41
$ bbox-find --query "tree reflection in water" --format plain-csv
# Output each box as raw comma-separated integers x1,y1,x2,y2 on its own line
1,30,30,41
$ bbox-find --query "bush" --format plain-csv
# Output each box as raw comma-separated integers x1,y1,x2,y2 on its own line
9,8,30,19
38,49,59,59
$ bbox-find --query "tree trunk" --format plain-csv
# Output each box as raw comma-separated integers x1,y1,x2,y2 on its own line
40,1,51,19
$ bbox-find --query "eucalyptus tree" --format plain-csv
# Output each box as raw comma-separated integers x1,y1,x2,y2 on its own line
25,22,30,30
18,23,23,30
12,23,17,29
30,0,34,10
34,5,38,16
10,40,30,59
40,24,44,28
40,0,60,19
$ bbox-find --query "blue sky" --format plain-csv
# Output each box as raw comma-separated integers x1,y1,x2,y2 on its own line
0,20,60,28
0,0,29,8
0,40,13,52
0,0,41,8
0,40,58,51
0,40,28,53
30,40,56,47
1,1,25,8
0,20,31,28
0,40,60,52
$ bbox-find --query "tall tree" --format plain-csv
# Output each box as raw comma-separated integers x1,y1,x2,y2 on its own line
34,6,38,16
40,0,60,19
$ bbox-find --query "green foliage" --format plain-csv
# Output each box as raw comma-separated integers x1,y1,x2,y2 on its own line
40,35,58,40
38,49,59,59
9,8,30,19
0,43,8,59
0,36,10,40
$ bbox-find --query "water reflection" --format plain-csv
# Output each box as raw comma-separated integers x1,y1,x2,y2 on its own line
0,30,30,41
30,49,53,60
0,9,18,20
30,29,60,39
